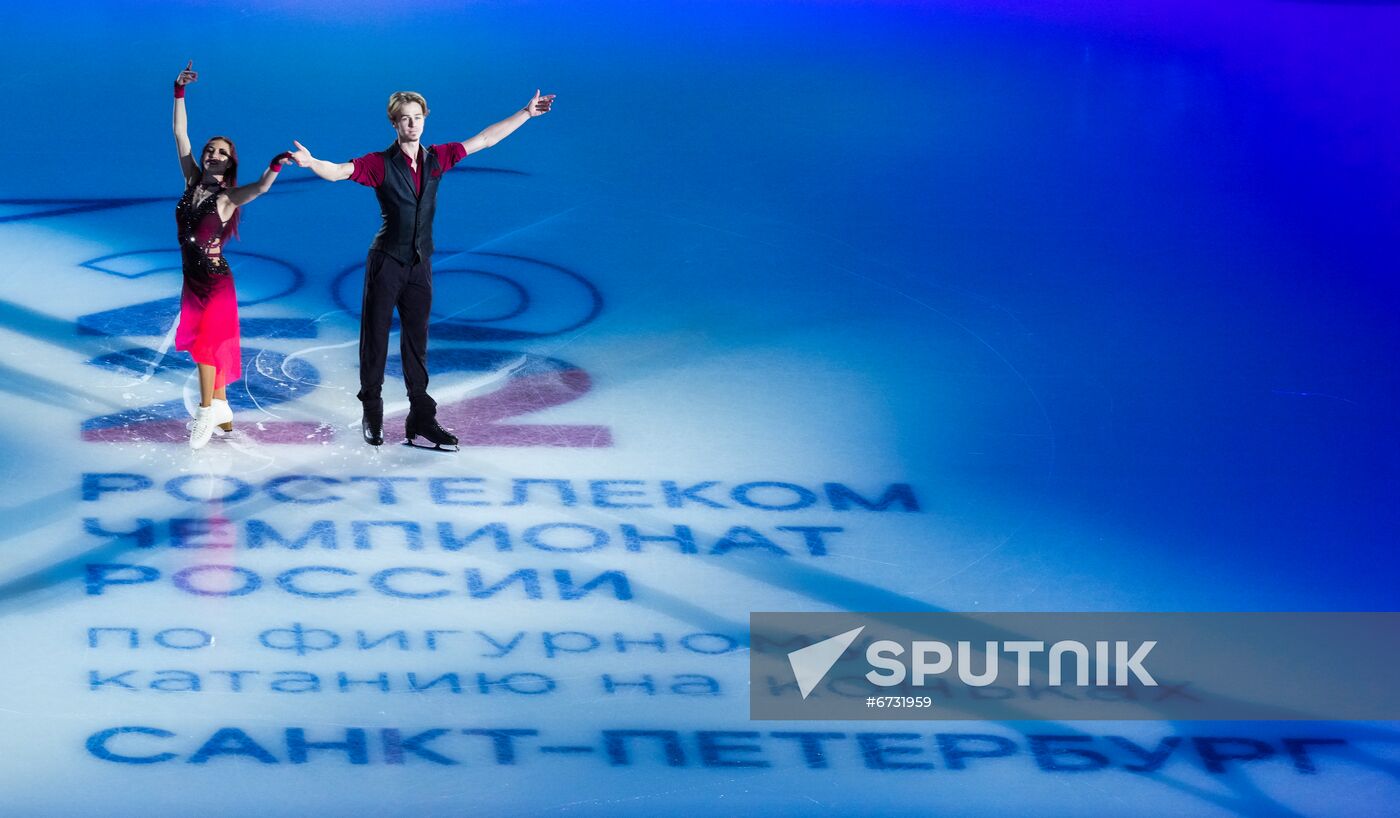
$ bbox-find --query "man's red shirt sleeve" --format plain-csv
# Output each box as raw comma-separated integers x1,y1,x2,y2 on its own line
349,152,386,187
433,142,468,171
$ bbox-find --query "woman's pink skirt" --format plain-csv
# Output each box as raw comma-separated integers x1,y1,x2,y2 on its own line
176,272,242,390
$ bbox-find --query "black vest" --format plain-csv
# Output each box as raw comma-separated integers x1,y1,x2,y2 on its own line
369,143,442,264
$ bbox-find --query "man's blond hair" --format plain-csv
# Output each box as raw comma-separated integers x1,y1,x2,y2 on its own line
387,91,430,121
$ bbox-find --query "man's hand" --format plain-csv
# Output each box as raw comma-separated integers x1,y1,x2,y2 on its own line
290,140,316,167
175,60,198,87
288,141,353,181
524,89,555,117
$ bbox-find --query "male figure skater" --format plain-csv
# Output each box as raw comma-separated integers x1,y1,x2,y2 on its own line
290,89,555,449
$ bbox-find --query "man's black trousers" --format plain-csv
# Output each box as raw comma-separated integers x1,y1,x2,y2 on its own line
357,250,437,416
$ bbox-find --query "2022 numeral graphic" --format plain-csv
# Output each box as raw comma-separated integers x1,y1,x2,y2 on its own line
82,347,326,444
394,349,611,447
79,247,612,447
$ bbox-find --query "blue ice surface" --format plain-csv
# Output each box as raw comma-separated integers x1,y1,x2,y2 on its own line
0,1,1396,815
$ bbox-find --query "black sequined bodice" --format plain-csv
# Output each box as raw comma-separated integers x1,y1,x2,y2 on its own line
175,181,232,298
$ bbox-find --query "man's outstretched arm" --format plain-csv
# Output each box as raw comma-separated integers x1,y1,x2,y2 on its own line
289,140,354,181
460,89,555,156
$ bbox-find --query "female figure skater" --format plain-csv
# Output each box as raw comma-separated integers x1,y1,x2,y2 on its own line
172,60,291,448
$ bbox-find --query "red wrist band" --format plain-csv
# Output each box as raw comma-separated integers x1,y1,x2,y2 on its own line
174,83,185,99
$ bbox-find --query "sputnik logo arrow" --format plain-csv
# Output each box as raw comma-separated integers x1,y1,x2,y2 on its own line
787,626,865,699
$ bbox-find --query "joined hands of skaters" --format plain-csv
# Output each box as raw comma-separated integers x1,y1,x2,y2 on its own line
289,140,315,168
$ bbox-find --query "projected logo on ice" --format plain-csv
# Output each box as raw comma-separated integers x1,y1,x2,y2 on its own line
0,169,1198,814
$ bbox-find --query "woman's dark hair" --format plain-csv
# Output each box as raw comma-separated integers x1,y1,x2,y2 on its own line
202,135,241,239
183,136,242,301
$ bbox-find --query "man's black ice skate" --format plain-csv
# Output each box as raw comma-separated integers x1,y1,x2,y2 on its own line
361,401,384,446
404,413,459,452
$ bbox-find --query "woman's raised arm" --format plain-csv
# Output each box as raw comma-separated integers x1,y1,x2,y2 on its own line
173,61,199,184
